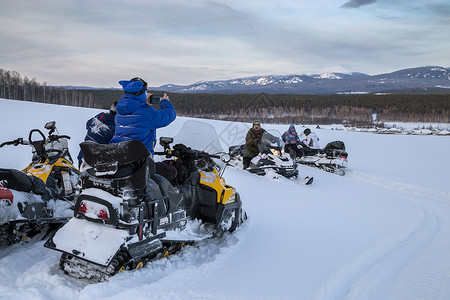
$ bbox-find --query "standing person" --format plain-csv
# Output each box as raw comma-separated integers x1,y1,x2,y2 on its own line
300,128,320,157
110,77,176,155
77,101,117,168
243,120,265,170
282,124,301,158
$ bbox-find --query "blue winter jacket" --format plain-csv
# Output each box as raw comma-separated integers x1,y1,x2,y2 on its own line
110,80,176,155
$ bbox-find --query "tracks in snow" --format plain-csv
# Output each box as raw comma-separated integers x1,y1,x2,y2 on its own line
346,170,450,203
317,170,450,299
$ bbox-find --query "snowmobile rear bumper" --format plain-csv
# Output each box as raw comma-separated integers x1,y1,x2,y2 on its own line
45,218,131,266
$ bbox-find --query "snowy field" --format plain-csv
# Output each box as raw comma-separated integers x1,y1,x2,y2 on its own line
0,98,450,300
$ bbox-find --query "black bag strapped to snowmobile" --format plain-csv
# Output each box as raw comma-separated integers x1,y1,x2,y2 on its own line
324,140,346,151
323,141,348,158
155,160,178,183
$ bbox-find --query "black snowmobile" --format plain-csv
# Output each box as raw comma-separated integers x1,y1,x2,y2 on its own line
229,130,300,179
296,140,348,176
45,121,246,282
0,121,79,246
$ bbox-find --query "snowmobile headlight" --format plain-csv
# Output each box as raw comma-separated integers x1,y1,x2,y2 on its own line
199,171,218,184
224,191,236,204
270,148,281,156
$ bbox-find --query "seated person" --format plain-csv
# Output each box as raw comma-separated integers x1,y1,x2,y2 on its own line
300,128,320,157
243,120,265,169
282,124,302,158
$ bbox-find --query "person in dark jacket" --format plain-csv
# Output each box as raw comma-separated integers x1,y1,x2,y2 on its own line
110,77,176,155
77,101,117,168
243,120,265,169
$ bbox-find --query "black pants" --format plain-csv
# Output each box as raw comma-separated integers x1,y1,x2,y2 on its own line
300,147,319,157
285,143,302,158
243,157,252,169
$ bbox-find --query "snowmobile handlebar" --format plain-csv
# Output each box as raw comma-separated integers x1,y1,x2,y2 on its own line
155,149,221,160
48,134,71,141
154,150,175,158
0,138,28,148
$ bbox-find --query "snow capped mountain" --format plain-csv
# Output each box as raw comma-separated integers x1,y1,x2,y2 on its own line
382,66,450,80
167,73,364,93
155,66,450,94
314,72,343,79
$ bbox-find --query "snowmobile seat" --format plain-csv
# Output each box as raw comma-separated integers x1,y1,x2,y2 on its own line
0,168,46,195
80,140,153,196
80,140,150,173
304,149,320,156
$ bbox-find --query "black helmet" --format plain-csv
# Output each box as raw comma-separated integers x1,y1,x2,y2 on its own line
304,128,311,135
109,101,117,115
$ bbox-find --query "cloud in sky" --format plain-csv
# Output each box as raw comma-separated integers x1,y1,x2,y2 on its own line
0,0,449,87
341,0,377,9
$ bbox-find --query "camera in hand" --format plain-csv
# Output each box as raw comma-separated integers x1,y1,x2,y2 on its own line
149,94,164,104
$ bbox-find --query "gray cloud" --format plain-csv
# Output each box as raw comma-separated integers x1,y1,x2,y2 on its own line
425,3,450,20
0,0,449,87
341,0,377,8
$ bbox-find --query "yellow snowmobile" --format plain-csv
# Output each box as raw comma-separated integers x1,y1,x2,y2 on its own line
0,121,80,245
45,120,246,281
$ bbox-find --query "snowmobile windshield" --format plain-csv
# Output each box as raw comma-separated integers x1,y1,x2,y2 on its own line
173,120,225,154
171,120,229,170
261,130,284,150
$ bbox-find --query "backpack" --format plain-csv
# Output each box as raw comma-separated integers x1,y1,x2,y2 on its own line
324,140,346,151
323,141,348,158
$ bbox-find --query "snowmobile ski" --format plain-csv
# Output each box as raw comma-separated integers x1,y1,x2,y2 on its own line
304,176,314,185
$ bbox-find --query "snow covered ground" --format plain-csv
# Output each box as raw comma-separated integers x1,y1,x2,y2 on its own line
0,98,449,300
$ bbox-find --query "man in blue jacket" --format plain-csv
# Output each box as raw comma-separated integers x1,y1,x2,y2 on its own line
110,77,176,155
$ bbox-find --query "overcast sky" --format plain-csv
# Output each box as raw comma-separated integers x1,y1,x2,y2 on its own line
1,0,449,88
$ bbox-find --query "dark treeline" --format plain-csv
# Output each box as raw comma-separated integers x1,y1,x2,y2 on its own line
0,68,98,108
86,89,450,125
167,93,450,125
1,68,449,125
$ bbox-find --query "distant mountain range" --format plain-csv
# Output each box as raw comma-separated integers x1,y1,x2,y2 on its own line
152,66,450,95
